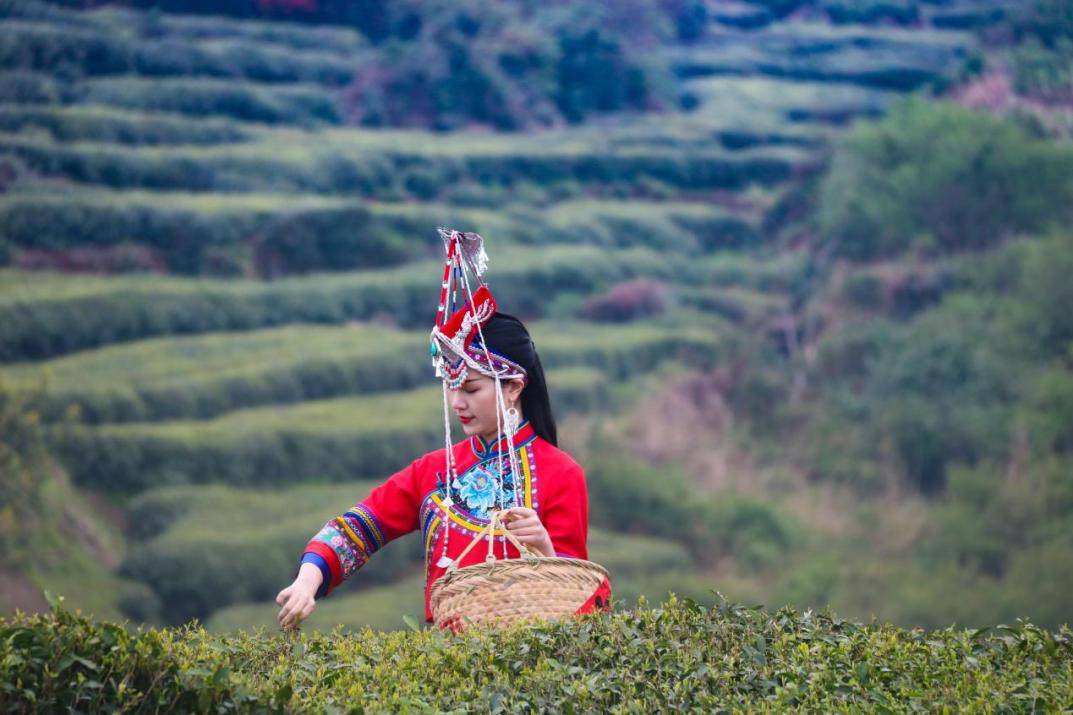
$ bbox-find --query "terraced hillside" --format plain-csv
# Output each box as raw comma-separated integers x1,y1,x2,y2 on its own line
0,1,984,278
3,0,1056,633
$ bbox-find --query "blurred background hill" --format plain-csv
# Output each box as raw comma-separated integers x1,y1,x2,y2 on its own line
1,0,1072,632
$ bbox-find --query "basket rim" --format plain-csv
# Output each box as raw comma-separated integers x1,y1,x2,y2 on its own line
430,555,610,596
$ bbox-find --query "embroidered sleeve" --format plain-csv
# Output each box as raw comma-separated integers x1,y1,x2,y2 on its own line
541,462,589,560
301,458,424,597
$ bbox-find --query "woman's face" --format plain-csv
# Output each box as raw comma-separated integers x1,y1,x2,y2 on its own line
449,373,524,443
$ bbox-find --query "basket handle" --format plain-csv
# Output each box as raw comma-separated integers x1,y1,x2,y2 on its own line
445,509,540,572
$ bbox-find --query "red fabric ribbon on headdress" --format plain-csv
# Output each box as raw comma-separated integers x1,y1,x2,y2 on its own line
438,285,497,352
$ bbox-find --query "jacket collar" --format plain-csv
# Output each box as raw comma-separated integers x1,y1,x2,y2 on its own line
470,420,536,459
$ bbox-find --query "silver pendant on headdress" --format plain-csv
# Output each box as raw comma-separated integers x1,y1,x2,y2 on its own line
438,226,488,278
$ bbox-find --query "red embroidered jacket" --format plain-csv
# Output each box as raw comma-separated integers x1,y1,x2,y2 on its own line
301,421,591,623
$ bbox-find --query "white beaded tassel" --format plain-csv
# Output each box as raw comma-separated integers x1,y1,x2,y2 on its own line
496,377,524,510
435,370,456,568
455,245,511,559
445,228,527,563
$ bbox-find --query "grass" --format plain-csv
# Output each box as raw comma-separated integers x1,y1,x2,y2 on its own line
16,463,129,623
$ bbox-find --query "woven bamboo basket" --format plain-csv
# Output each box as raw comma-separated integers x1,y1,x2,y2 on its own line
429,510,611,631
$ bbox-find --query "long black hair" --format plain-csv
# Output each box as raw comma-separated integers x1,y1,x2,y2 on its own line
476,313,558,446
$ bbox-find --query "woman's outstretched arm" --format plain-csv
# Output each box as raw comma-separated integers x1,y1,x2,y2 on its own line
275,455,429,629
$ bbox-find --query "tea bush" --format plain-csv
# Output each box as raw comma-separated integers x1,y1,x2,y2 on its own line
0,105,250,145
0,246,669,361
586,455,797,568
9,322,702,423
1,597,1069,712
0,132,800,197
49,361,657,492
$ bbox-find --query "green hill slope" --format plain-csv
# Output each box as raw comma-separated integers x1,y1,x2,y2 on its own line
2,0,1072,640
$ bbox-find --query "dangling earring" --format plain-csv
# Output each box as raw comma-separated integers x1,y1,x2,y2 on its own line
505,405,520,434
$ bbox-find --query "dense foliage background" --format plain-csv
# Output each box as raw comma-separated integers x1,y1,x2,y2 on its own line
1,0,1072,655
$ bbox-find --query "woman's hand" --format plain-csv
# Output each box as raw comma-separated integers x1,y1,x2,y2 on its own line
276,563,323,631
502,507,554,557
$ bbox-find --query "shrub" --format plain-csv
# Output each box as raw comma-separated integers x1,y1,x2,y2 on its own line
252,206,411,275
1010,37,1073,102
341,0,674,130
116,580,162,623
0,133,797,199
12,322,711,424
0,70,60,103
577,279,670,323
80,77,343,126
819,99,1073,261
47,347,705,490
1025,366,1073,453
822,0,920,25
586,455,795,567
0,246,677,361
842,272,885,310
0,373,49,568
3,599,1070,712
119,528,423,625
50,400,445,493
116,491,701,627
134,38,356,85
1009,0,1073,48
1016,229,1073,354
0,106,249,145
0,21,132,76
0,192,451,275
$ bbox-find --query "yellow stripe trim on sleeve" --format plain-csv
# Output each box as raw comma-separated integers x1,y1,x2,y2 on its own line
335,516,368,554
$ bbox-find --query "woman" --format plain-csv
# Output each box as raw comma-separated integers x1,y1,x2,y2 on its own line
276,230,610,630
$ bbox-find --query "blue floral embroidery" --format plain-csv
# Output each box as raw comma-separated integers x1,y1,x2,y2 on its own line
453,463,499,517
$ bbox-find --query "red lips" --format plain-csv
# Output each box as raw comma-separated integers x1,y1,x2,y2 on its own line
459,416,474,424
